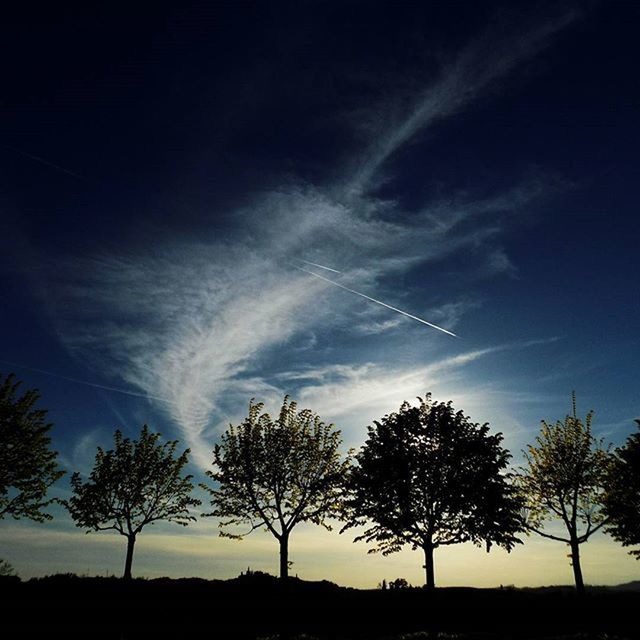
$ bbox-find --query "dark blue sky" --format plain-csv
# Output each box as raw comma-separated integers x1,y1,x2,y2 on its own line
1,0,639,581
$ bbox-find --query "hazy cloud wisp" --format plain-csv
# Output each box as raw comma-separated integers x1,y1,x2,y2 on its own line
44,11,576,469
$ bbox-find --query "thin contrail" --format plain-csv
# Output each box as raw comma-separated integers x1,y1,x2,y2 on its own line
299,260,341,274
0,359,174,403
3,145,84,179
295,267,458,337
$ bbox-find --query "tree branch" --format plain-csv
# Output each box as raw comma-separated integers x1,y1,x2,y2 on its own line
526,524,569,543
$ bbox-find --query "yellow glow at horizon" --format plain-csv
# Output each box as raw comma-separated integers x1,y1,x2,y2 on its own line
1,521,637,588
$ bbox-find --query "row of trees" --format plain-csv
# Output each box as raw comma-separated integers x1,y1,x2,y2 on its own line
1,372,639,594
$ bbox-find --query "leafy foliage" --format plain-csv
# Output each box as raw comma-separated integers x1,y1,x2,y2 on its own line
603,419,640,558
519,396,611,544
343,394,524,586
0,558,16,577
202,395,352,577
67,425,200,578
68,425,200,534
0,373,64,522
388,577,411,590
518,394,612,594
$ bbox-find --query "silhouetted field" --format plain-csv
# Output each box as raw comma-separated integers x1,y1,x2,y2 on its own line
2,573,640,639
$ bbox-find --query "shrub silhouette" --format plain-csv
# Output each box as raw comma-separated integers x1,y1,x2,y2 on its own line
388,577,411,590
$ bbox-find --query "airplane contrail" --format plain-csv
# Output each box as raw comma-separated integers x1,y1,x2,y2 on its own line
294,267,458,337
3,145,84,179
0,359,174,404
299,260,341,273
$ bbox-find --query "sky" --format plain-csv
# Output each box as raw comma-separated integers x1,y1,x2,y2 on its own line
1,0,639,587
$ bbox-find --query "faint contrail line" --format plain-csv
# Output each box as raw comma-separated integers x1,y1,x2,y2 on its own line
0,359,174,403
299,260,342,273
3,145,85,179
294,267,458,337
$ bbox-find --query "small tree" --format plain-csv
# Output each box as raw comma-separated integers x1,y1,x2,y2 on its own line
602,419,640,559
202,396,352,579
0,558,16,577
518,394,612,596
343,394,524,589
389,577,411,590
66,425,200,579
0,373,64,522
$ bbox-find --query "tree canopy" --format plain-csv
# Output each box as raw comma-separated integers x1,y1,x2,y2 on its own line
518,394,612,595
603,419,640,559
342,394,524,588
0,373,64,522
66,424,200,579
202,395,352,578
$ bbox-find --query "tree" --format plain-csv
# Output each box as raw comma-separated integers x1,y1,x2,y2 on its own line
388,577,411,590
602,419,640,559
342,394,524,589
66,425,200,579
518,394,612,596
0,373,64,522
0,558,16,577
202,396,352,579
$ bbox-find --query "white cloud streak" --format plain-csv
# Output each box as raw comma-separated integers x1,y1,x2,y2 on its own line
346,7,579,194
298,260,342,274
41,10,577,470
295,266,458,337
287,338,563,452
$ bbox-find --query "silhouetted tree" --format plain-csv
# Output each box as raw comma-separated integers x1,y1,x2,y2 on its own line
66,425,200,579
0,558,16,577
518,393,612,596
0,373,64,522
602,419,640,559
343,394,524,589
389,577,410,590
202,396,352,579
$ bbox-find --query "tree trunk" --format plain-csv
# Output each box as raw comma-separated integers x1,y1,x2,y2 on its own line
569,537,585,596
123,533,136,580
423,544,435,590
279,533,289,580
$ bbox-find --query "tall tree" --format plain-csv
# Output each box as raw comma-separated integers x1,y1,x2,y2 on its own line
518,394,612,596
0,373,64,522
602,419,640,559
202,396,352,579
66,425,200,579
342,394,524,589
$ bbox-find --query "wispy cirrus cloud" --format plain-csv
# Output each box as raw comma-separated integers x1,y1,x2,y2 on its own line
292,339,560,423
353,316,404,336
235,336,559,462
50,249,331,468
346,5,579,194
40,8,577,470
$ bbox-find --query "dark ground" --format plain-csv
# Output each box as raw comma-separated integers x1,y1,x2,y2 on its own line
2,572,640,639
